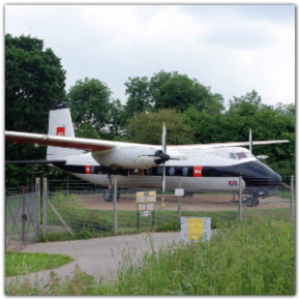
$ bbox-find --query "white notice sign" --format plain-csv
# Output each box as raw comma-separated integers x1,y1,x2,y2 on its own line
175,188,184,196
147,203,154,210
147,196,155,203
140,211,151,217
138,204,146,211
139,196,146,203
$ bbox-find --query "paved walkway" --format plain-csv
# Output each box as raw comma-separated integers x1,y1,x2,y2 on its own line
6,232,181,286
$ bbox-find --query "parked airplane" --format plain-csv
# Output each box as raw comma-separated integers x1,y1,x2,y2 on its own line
5,102,288,207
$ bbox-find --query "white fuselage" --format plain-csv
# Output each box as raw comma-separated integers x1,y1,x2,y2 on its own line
58,146,256,192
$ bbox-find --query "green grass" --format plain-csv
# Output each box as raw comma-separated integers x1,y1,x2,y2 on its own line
5,252,73,277
41,192,291,242
112,214,295,295
5,214,295,295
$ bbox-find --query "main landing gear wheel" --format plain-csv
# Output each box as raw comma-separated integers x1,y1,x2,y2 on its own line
245,197,260,207
246,197,254,207
253,198,260,207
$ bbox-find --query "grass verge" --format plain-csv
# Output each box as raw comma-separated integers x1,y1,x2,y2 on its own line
5,252,73,277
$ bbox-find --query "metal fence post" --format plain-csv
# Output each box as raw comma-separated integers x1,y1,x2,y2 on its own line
113,175,117,235
239,176,243,222
43,177,48,236
178,177,182,224
291,175,294,221
35,178,41,239
22,186,26,245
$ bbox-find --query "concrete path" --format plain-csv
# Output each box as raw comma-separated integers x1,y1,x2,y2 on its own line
6,232,181,286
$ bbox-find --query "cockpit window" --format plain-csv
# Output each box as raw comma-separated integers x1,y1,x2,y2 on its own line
236,152,247,159
230,153,237,160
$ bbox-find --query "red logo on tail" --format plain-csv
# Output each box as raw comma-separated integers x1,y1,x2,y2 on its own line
56,127,65,136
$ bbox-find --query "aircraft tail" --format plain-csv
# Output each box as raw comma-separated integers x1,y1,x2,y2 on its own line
46,102,84,160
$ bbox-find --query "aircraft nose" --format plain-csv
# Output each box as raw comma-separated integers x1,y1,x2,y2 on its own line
268,172,282,185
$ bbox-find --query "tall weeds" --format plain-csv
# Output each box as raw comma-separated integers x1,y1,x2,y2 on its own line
6,214,295,295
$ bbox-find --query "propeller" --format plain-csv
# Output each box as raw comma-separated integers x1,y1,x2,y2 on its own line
141,123,187,193
249,128,253,153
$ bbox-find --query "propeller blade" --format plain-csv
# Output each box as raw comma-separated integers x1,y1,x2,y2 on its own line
169,156,188,161
162,162,166,193
249,128,253,153
162,122,167,153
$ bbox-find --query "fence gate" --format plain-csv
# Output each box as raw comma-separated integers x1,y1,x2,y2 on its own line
5,186,40,248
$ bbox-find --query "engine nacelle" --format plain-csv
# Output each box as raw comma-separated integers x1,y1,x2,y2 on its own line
92,147,161,170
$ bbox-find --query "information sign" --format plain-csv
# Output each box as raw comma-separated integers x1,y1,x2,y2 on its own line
140,211,151,217
181,217,211,242
175,188,184,196
147,203,154,210
138,204,146,211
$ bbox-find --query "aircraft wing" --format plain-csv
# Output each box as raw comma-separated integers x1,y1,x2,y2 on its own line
168,140,289,150
5,131,156,151
5,130,289,152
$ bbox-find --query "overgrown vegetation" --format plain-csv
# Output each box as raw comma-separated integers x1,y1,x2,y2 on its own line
5,252,73,277
6,215,295,295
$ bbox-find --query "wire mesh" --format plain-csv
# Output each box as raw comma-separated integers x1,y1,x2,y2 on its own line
5,187,39,249
42,174,295,237
6,173,295,243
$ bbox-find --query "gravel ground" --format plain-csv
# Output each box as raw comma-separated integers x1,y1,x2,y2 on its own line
75,193,290,211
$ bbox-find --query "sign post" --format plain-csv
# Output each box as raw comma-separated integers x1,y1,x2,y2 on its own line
239,176,243,222
176,177,183,224
113,176,117,235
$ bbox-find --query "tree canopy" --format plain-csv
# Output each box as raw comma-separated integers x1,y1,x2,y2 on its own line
127,109,194,145
67,77,112,132
5,34,67,186
124,70,225,119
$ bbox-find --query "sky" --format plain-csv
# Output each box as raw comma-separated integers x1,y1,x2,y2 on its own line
5,4,295,109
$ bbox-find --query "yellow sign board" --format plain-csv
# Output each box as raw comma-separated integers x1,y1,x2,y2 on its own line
187,218,203,240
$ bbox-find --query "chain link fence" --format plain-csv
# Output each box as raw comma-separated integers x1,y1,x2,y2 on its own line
5,186,40,250
5,173,295,244
37,174,295,239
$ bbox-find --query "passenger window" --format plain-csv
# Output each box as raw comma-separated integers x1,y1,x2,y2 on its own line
182,167,188,176
169,167,175,176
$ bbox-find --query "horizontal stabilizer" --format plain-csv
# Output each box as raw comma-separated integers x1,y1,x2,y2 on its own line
256,155,269,160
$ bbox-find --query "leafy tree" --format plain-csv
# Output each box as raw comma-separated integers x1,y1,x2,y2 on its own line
275,103,295,119
106,99,127,140
229,90,261,111
127,109,194,145
124,70,224,117
67,78,112,132
124,76,151,119
5,34,67,187
75,123,101,139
